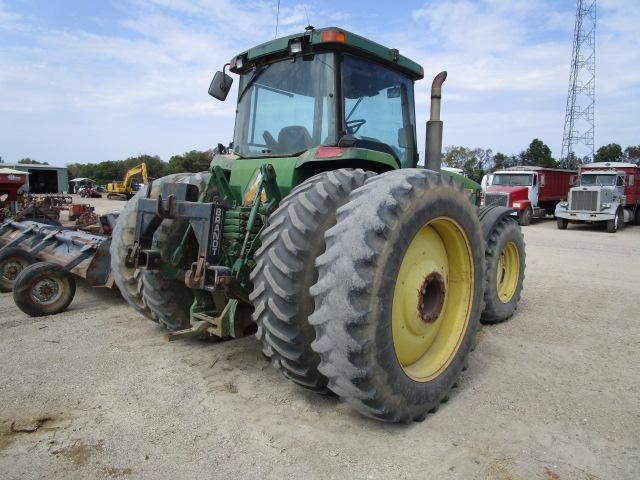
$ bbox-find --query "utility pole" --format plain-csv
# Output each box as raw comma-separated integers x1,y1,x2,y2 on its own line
561,0,596,168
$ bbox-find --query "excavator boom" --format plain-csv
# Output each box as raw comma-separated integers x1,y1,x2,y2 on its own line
107,163,148,200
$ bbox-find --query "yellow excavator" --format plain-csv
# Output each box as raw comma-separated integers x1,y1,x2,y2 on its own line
107,163,148,200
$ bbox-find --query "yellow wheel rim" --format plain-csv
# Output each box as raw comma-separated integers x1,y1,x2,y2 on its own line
392,217,474,382
496,241,520,304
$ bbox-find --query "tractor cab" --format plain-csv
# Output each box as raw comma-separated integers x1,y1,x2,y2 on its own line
210,27,423,169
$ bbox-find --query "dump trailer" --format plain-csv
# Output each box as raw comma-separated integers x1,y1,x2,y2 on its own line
110,27,526,423
0,218,114,315
107,163,148,200
555,162,640,232
484,166,577,226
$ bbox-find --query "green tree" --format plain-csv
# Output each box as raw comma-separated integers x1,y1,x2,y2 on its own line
492,152,517,171
122,154,167,180
68,154,169,185
624,145,640,165
594,143,623,163
18,158,49,165
443,146,492,183
519,139,558,168
167,150,213,174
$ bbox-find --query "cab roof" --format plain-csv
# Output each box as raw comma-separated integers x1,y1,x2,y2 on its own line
584,162,638,169
230,27,424,80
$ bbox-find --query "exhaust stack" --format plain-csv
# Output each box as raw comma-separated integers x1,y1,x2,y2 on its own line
425,71,447,172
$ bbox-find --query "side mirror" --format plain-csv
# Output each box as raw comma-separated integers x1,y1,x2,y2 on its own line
208,71,233,101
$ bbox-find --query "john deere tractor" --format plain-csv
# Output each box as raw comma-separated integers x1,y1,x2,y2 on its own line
111,27,525,422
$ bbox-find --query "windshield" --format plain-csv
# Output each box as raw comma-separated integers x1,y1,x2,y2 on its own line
342,55,417,167
492,173,533,186
233,53,337,158
580,174,617,187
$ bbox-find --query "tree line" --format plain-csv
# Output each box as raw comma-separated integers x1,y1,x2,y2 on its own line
4,140,639,186
66,150,214,185
443,140,640,183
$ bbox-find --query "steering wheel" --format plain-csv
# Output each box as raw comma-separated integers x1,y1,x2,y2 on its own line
346,119,366,135
262,131,278,152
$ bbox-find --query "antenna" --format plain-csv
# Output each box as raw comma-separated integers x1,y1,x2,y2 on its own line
304,6,310,28
275,0,281,38
561,0,596,168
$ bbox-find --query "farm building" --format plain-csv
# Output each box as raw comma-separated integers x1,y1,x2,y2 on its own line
0,163,68,193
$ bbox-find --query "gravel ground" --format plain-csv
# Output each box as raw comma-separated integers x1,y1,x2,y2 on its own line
0,210,639,480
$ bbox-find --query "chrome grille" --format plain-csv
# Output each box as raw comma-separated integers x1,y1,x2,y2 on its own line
485,192,509,207
570,190,598,212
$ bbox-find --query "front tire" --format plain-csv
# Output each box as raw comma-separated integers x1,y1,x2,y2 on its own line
606,209,623,233
310,170,485,422
481,218,525,324
518,207,532,226
556,217,568,230
250,169,374,393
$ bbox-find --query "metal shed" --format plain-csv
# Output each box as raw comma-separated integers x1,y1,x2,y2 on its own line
0,163,68,194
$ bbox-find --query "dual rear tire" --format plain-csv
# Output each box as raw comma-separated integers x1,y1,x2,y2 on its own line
110,173,210,330
250,169,374,393
254,169,486,422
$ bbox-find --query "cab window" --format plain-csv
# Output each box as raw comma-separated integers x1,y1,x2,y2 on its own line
341,55,417,167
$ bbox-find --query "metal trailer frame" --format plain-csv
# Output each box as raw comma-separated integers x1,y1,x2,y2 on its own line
0,219,113,288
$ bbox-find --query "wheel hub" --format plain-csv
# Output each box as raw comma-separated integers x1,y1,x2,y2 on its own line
31,278,62,305
418,272,446,324
392,217,474,382
496,241,520,303
1,259,26,281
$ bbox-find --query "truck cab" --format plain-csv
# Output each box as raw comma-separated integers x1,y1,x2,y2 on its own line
483,166,575,226
555,162,640,232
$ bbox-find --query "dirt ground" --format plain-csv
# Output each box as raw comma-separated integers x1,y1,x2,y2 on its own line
1,201,639,479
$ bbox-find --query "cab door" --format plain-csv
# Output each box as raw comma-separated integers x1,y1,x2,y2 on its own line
529,173,539,207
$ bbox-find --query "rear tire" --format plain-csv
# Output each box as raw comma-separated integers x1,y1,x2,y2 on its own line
13,262,76,317
0,247,35,293
556,217,568,230
141,173,212,331
110,190,154,319
250,169,374,393
481,218,525,324
310,170,485,422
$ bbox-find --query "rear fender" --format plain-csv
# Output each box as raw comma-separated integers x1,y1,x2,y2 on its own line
478,205,516,242
295,147,398,176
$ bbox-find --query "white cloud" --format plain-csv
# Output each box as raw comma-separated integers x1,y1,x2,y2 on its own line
0,0,638,165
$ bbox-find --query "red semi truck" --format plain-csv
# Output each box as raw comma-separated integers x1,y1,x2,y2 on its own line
483,166,577,226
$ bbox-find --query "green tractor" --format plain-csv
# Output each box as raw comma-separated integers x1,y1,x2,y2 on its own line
110,27,525,422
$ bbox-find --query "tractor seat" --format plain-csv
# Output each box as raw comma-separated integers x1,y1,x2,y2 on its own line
277,126,313,154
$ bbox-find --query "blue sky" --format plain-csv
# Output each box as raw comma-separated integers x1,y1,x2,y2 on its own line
1,0,638,166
